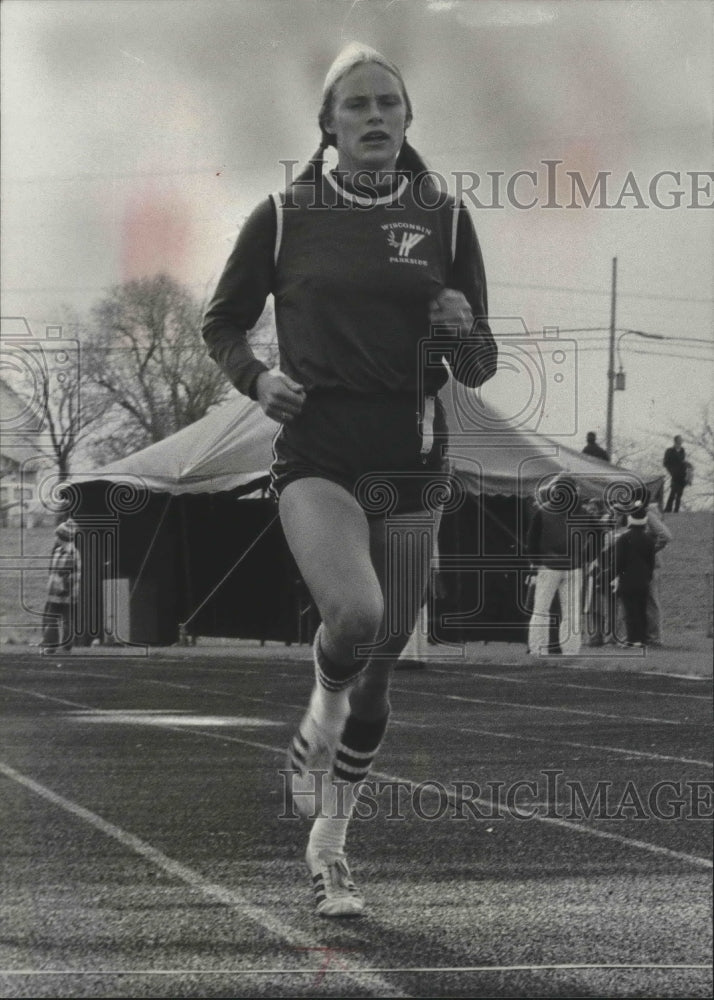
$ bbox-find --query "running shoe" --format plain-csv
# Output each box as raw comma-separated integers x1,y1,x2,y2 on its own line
305,846,365,918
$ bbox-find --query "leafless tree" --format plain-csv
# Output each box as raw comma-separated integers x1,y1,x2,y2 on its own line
84,274,233,458
35,353,91,481
0,311,112,482
677,405,714,510
680,406,714,464
610,435,657,469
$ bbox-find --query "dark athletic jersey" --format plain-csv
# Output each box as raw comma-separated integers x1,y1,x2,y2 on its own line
203,170,496,399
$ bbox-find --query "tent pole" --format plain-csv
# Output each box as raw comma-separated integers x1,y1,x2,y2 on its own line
605,256,617,459
129,493,172,599
178,512,280,636
178,498,196,645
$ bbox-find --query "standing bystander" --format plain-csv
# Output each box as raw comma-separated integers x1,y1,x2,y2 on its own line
644,505,672,645
41,518,81,653
526,475,586,656
582,431,609,462
612,502,656,647
663,435,687,512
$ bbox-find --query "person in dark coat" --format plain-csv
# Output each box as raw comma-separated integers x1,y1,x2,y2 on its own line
612,503,656,646
663,435,687,512
582,431,609,462
526,474,586,656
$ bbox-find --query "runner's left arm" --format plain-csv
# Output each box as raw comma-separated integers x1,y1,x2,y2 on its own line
448,202,497,388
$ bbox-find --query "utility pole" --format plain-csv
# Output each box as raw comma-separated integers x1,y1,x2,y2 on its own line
605,256,617,458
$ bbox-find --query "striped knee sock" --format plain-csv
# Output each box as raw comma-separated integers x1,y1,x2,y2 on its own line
333,712,389,784
308,626,362,732
307,712,389,859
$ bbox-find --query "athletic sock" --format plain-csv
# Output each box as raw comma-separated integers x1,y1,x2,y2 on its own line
307,625,362,733
333,712,389,784
307,711,389,860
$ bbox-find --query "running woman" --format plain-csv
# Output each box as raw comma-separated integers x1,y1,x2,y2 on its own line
203,42,497,917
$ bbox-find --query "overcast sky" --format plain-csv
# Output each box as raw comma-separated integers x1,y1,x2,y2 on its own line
2,0,713,465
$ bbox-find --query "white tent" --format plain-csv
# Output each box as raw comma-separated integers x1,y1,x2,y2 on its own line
89,378,655,499
90,392,275,494
79,381,661,648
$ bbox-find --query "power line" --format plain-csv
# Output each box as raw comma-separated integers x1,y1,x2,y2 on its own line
491,280,714,304
577,346,714,363
2,281,210,294
3,167,227,184
4,279,713,305
559,325,714,342
623,348,714,364
577,341,714,352
575,334,713,345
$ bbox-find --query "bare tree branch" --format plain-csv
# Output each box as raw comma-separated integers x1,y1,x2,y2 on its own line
82,274,233,459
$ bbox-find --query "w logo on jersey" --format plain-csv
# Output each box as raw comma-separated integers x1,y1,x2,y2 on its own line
383,221,432,266
388,230,426,257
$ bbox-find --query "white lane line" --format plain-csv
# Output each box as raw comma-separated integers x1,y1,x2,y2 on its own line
391,720,713,769
369,767,714,872
396,686,692,726
182,688,712,765
0,685,89,709
429,667,713,701
7,674,707,770
546,681,712,702
13,665,693,730
14,660,710,703
3,669,198,689
639,670,711,682
1,677,306,716
3,690,711,874
0,761,410,1000
5,678,709,769
143,727,713,872
459,725,712,768
31,675,692,771
2,963,711,975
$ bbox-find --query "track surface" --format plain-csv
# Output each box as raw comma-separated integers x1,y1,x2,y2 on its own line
1,652,712,998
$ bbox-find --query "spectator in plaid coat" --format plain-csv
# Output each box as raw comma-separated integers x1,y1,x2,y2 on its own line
41,519,81,653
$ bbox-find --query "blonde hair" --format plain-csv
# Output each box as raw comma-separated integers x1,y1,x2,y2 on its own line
294,43,433,188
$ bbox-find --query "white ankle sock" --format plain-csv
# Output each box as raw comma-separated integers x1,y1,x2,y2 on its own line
307,784,356,861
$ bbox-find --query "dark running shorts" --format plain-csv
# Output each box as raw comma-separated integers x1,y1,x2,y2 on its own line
270,390,451,516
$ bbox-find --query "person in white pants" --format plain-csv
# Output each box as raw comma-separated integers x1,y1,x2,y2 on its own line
528,565,583,656
526,475,585,657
